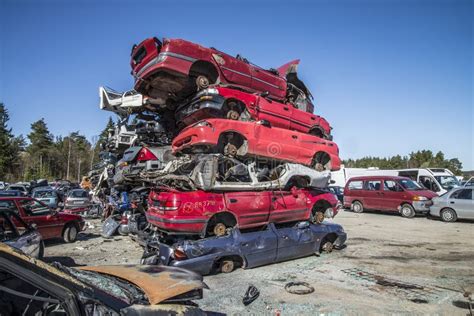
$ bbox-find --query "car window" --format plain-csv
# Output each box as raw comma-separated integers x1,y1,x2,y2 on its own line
0,213,18,241
217,160,251,183
366,180,381,191
451,189,473,200
348,181,363,190
33,191,55,198
0,200,20,214
68,190,88,198
384,180,403,192
19,199,51,216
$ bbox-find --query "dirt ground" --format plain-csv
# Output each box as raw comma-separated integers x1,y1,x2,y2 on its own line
44,210,474,315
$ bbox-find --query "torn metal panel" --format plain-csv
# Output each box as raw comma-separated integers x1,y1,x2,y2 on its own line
79,265,206,305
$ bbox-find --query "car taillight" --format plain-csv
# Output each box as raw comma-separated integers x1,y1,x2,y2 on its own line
173,247,187,261
157,199,181,211
137,148,158,161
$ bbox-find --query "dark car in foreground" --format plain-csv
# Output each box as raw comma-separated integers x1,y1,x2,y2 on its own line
142,221,346,275
0,197,85,242
0,209,44,258
0,243,207,315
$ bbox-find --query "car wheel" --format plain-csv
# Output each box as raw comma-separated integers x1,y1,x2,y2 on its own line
196,75,210,90
400,203,415,218
352,201,364,213
311,210,325,224
223,142,238,157
441,208,457,222
220,260,235,273
226,109,240,120
321,240,333,253
213,223,227,236
63,223,78,243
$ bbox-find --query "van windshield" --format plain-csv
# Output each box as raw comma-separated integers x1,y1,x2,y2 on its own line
398,179,423,191
434,176,460,190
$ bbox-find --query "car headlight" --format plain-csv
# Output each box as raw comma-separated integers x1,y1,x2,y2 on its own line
413,196,428,201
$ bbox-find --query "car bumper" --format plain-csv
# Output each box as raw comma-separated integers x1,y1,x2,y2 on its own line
172,125,219,154
176,95,226,125
133,54,193,88
412,201,431,212
429,205,442,217
145,212,207,235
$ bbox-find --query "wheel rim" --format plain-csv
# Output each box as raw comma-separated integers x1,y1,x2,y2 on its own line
353,203,361,212
314,212,324,224
224,143,238,156
196,75,209,89
226,110,240,120
442,211,453,221
322,242,333,253
221,260,234,273
402,207,411,217
213,223,226,236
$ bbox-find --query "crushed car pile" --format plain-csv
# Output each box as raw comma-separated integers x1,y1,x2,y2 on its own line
87,36,345,274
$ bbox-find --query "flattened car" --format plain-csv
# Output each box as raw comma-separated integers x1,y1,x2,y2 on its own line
142,221,347,275
172,119,341,171
0,243,207,315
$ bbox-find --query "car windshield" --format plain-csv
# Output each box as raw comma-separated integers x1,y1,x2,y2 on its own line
33,191,54,198
434,176,460,190
398,179,423,191
69,190,88,198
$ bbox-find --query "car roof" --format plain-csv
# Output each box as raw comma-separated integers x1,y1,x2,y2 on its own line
347,176,410,181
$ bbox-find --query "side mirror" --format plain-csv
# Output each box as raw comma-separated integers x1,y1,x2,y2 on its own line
258,120,271,128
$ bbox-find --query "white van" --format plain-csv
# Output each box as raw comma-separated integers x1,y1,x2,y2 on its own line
397,168,460,195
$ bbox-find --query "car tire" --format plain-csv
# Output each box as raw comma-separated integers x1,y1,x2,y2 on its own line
440,208,457,222
352,201,364,213
400,203,415,218
63,223,78,243
220,260,235,273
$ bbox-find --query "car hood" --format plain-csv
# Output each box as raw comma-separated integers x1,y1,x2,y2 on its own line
79,265,207,305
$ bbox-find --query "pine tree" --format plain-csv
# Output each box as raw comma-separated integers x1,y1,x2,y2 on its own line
0,103,17,179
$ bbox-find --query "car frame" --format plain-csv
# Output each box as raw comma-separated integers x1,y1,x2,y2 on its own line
130,37,310,106
172,119,341,171
176,87,333,139
142,221,346,275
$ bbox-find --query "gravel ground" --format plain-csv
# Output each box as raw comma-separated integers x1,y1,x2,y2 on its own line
44,210,474,315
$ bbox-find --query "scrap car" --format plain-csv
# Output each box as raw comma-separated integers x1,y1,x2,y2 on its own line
142,221,346,275
176,87,332,140
0,243,208,315
0,209,44,259
131,37,311,106
147,183,340,237
0,197,85,242
172,119,341,171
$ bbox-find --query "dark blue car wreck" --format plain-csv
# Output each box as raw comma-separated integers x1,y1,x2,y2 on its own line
142,221,346,275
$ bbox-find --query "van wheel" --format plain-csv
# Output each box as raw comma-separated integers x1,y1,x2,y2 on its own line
400,204,415,218
352,201,364,213
220,260,235,273
440,208,457,222
63,223,78,243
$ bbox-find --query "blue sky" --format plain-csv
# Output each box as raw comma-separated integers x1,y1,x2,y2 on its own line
1,0,472,169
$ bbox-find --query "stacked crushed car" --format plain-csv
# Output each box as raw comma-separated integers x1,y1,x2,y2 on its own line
91,36,345,273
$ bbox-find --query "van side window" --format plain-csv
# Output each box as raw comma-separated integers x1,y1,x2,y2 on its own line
366,181,381,191
384,180,402,192
348,181,363,190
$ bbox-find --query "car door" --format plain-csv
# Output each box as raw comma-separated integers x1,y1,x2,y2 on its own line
363,180,383,210
290,109,320,133
274,222,316,262
17,199,61,239
382,180,405,211
250,66,286,99
451,189,474,219
239,225,278,268
251,123,302,163
213,52,252,88
254,96,291,129
224,191,271,228
269,188,309,224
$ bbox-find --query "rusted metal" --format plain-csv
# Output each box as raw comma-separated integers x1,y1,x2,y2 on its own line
79,265,206,305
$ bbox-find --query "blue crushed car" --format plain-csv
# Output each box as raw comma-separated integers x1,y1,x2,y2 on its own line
142,221,346,275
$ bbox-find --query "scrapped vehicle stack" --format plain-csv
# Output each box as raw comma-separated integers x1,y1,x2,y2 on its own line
92,37,344,265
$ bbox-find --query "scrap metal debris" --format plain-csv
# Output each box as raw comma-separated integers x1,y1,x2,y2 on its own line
242,285,260,306
284,281,315,295
342,268,443,303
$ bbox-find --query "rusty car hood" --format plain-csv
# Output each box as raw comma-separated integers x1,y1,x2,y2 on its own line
79,265,207,305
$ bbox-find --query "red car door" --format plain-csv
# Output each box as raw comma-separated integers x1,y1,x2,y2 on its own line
223,191,271,228
251,123,302,163
363,180,383,210
213,52,252,88
269,188,309,223
255,96,291,129
17,199,63,239
250,66,286,100
381,180,406,212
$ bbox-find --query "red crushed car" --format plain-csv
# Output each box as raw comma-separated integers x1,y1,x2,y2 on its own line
171,119,341,171
130,37,311,106
175,87,332,140
0,197,85,242
146,187,340,237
